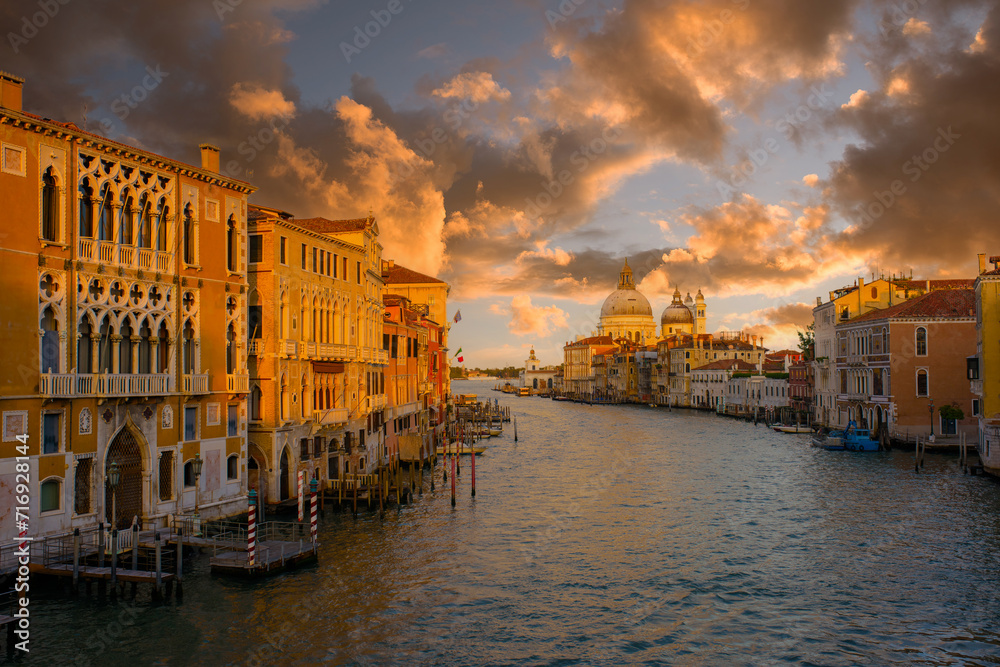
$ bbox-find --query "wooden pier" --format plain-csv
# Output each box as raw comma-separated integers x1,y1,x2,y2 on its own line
209,521,317,577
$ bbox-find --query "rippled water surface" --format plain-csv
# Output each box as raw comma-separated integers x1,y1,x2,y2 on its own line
27,379,1000,665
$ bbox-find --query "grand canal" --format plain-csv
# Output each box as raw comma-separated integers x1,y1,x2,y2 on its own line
25,379,1000,665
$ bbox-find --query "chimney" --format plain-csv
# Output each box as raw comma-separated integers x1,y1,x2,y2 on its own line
199,144,220,173
0,72,24,112
978,253,986,274
859,277,865,289
816,296,822,306
926,279,930,292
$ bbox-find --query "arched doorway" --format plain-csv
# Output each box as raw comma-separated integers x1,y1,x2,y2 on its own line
279,447,290,501
105,422,145,530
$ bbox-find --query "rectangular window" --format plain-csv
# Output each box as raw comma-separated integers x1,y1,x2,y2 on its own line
279,236,287,264
973,399,981,416
968,357,980,380
301,243,307,269
313,248,318,272
391,335,398,359
249,305,262,338
916,370,929,397
313,437,323,459
357,261,362,284
227,455,238,481
184,406,198,441
383,333,390,350
333,254,338,278
43,412,61,454
74,458,93,514
248,235,263,263
227,404,238,437
159,451,174,501
300,438,311,461
40,479,61,513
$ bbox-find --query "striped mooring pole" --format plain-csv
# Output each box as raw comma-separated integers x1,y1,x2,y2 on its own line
247,489,257,567
310,478,319,544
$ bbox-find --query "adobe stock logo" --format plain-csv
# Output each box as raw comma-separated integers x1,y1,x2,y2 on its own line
7,0,71,54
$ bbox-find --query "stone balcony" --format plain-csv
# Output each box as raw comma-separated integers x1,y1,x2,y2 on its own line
182,374,210,394
40,372,172,398
227,373,249,393
314,407,349,425
78,238,174,273
247,339,263,356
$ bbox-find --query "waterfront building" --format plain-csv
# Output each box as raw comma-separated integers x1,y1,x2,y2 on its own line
562,335,615,398
812,275,974,428
725,361,791,416
383,260,451,406
972,254,1000,476
657,332,766,407
636,347,658,403
519,348,557,393
608,343,641,401
789,360,815,423
0,74,255,536
598,260,657,344
246,204,388,505
835,288,977,440
689,359,757,411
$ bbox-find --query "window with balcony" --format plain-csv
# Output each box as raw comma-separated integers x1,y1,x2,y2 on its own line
249,234,262,263
40,306,59,374
41,167,59,242
79,179,94,238
40,478,62,513
182,205,197,265
119,319,134,374
183,320,196,374
98,186,113,241
137,194,152,249
156,202,169,252
226,323,235,373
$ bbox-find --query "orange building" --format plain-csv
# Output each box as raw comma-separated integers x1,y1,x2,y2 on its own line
0,74,255,538
246,205,388,505
836,288,978,439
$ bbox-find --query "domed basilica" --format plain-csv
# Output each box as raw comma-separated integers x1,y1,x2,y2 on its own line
597,260,707,343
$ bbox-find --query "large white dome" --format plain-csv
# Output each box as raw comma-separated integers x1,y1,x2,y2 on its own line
601,289,653,317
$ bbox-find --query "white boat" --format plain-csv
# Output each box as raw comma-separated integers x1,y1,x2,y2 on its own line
436,443,487,455
773,424,812,434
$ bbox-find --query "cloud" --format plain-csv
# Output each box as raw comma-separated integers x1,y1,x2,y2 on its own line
417,42,449,59
720,301,814,350
507,295,569,337
432,72,511,103
229,82,296,121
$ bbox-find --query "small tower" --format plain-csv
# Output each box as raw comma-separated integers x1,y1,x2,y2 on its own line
694,289,706,336
526,347,538,371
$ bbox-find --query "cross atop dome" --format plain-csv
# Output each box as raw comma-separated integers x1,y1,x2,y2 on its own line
617,259,635,290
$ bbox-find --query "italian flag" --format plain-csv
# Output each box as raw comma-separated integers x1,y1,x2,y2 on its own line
455,347,464,363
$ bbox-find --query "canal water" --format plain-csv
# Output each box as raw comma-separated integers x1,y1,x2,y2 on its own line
24,379,1000,665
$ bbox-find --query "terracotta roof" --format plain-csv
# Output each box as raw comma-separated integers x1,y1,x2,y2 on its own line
762,361,786,372
294,217,370,234
692,359,757,372
383,263,447,285
848,288,977,323
565,335,614,348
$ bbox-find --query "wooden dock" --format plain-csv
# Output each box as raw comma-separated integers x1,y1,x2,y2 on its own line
210,540,317,577
28,562,175,584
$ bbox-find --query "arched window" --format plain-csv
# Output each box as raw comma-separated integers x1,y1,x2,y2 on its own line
120,192,134,245
916,369,928,397
137,195,152,248
250,385,262,421
119,319,134,374
78,317,93,374
138,321,152,374
40,307,59,373
79,179,94,238
301,376,310,417
226,323,235,373
182,320,196,374
182,204,194,264
871,286,877,299
98,186,113,241
41,168,59,241
280,375,289,421
226,215,237,272
157,321,170,373
915,327,927,356
156,202,169,252
98,315,113,373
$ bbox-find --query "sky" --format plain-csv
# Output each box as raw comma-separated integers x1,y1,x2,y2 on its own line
4,0,999,368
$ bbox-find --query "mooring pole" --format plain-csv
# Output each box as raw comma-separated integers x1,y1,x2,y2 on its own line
248,489,257,567
132,520,139,571
450,448,456,508
471,439,476,498
72,528,80,592
110,528,118,590
310,478,319,545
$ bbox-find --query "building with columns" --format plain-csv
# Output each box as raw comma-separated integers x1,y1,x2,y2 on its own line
0,73,255,538
597,260,657,344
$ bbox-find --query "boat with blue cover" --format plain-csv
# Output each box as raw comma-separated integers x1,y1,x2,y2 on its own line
842,421,880,451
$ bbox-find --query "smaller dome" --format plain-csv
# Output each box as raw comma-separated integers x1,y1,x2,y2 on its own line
684,293,694,305
661,288,694,325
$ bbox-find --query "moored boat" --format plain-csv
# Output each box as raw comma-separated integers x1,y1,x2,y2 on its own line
773,424,812,434
842,421,880,451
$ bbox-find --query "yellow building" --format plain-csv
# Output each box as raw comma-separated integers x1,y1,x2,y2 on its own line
0,74,255,537
973,254,1000,476
246,205,388,504
657,332,766,407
